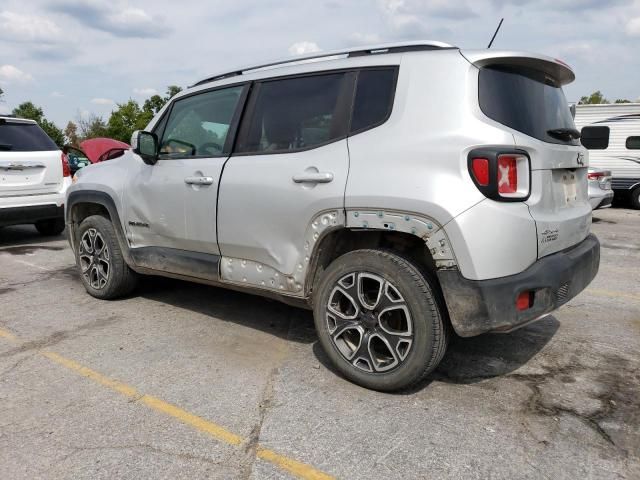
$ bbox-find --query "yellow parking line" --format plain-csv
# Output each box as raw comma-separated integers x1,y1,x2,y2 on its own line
42,351,140,398
587,289,640,303
140,394,244,447
0,327,333,480
257,447,333,480
0,328,17,341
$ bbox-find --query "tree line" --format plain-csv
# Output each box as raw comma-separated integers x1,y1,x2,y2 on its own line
1,85,182,147
578,91,633,105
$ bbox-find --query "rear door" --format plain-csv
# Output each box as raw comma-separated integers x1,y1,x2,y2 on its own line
217,72,353,293
0,119,62,197
477,64,592,258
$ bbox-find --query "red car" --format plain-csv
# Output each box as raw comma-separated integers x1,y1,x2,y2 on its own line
65,138,129,174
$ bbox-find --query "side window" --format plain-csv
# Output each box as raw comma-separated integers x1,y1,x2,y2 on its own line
580,126,609,150
350,68,397,134
151,109,169,140
159,86,244,158
236,73,347,154
626,136,640,150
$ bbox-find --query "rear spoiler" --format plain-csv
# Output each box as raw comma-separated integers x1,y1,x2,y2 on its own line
460,50,575,86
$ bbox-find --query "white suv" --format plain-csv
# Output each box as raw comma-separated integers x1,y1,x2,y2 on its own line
1,116,70,235
66,42,600,391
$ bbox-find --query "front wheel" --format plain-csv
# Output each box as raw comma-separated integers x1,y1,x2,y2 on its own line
76,215,138,299
313,249,449,392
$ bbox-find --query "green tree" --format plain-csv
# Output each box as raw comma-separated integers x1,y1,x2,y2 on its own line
92,85,184,143
142,85,183,115
12,101,65,146
143,94,165,115
614,99,631,104
165,85,182,100
578,91,608,105
41,119,65,146
12,101,44,122
107,100,152,143
64,121,80,146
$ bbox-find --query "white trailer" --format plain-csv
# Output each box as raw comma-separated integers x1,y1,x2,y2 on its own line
574,103,640,208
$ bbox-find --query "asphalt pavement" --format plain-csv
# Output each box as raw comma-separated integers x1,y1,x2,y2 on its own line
0,207,638,479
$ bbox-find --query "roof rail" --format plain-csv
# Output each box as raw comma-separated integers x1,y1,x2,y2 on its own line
191,40,456,87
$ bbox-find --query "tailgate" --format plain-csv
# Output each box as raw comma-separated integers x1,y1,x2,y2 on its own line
0,151,63,197
517,138,592,258
469,51,592,258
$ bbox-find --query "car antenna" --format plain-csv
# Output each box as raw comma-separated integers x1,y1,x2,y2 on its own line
487,18,504,48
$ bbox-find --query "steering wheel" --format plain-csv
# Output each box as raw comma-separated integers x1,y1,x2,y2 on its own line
199,142,223,155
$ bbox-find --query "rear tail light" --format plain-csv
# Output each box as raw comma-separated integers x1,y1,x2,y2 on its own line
61,152,71,177
587,171,604,180
468,148,531,202
497,154,529,198
497,155,517,194
471,158,490,186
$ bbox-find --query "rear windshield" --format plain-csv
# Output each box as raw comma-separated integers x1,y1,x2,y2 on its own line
0,121,58,151
479,66,577,145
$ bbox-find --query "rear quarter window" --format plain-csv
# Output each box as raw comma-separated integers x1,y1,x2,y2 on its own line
0,121,58,152
350,68,397,134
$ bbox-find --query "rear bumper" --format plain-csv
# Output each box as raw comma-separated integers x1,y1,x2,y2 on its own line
588,189,614,210
437,234,600,337
0,204,64,227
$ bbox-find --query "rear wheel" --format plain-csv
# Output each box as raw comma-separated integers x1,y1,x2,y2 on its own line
630,186,640,210
313,249,449,392
76,215,138,299
35,218,65,236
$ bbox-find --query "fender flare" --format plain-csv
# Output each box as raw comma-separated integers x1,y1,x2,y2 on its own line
65,190,132,264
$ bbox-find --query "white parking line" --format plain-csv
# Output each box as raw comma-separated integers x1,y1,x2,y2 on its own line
8,258,53,272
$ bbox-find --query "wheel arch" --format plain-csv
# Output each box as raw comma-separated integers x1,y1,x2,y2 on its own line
66,190,131,264
306,226,451,302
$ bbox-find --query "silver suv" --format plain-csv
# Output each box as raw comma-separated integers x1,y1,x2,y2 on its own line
66,42,600,391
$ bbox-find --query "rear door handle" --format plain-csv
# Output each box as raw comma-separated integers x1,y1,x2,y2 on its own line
292,172,334,183
184,176,214,186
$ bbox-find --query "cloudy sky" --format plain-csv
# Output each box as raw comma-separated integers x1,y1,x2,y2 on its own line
1,0,639,127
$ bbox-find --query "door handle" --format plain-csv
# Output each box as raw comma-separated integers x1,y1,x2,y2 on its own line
184,176,214,186
292,172,334,183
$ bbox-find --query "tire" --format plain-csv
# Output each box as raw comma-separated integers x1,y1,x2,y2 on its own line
76,215,138,299
630,186,640,210
313,249,449,392
35,218,65,236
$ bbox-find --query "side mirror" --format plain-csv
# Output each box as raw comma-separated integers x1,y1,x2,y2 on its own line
132,130,159,165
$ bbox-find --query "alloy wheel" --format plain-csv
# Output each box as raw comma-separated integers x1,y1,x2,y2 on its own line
326,272,414,373
78,228,110,290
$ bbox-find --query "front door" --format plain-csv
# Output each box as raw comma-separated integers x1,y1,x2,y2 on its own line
217,72,353,293
124,84,247,256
